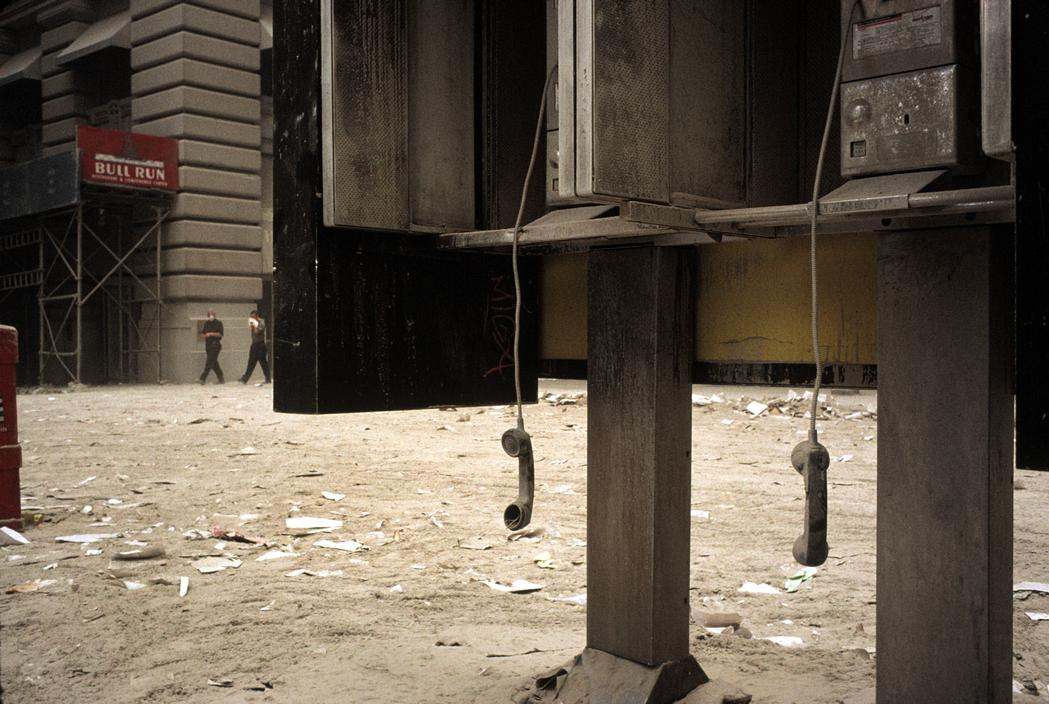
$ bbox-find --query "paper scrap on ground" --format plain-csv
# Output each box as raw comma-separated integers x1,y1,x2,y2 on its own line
739,581,781,595
179,576,189,597
834,454,854,463
764,636,804,648
232,446,258,456
55,533,119,544
746,401,769,416
550,593,587,606
0,526,29,545
256,549,299,561
77,476,97,486
533,551,555,569
457,537,492,551
285,569,343,578
113,546,165,561
124,581,146,591
6,579,58,594
286,516,343,531
191,557,242,574
314,539,366,553
321,491,345,502
690,509,710,520
482,578,543,594
507,526,544,542
1025,612,1049,621
1014,582,1049,594
785,566,818,593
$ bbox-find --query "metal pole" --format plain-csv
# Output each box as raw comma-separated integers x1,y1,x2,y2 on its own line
155,206,163,383
75,204,82,384
118,216,124,382
37,225,44,385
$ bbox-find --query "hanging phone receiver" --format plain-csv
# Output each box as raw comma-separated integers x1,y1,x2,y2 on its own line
791,438,830,567
502,427,534,531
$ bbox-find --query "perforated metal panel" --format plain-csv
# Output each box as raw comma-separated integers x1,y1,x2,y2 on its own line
320,0,476,233
322,0,409,231
585,0,669,203
561,0,744,207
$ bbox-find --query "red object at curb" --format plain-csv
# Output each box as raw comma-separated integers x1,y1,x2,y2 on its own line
0,325,22,530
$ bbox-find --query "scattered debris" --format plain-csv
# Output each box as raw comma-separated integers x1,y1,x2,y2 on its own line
690,509,711,520
1014,582,1049,595
507,526,544,542
208,679,234,688
549,593,587,606
833,454,854,463
486,647,549,658
721,419,734,426
231,446,258,457
389,584,404,593
784,567,818,593
6,579,57,594
314,539,366,553
113,546,165,561
55,533,119,544
123,581,146,591
257,550,299,561
745,401,769,417
285,569,343,578
533,551,555,569
183,529,209,541
764,636,804,648
0,526,29,545
179,576,189,597
321,491,345,502
739,581,781,596
286,516,343,531
697,611,742,629
210,526,264,545
481,578,543,594
77,476,97,486
191,557,242,574
1025,612,1049,621
457,537,492,551
290,471,324,478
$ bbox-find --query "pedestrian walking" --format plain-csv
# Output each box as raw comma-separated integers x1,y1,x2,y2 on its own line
239,310,271,384
199,309,224,384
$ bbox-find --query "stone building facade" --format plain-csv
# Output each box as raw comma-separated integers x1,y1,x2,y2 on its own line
0,0,273,383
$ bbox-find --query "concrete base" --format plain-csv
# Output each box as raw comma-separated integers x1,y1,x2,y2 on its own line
526,648,709,704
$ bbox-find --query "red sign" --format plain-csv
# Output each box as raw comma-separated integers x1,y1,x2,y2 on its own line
77,125,179,191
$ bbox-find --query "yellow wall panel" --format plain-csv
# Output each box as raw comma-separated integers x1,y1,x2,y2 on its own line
538,233,877,365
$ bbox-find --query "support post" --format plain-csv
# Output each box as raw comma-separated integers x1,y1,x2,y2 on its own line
552,245,704,704
876,227,1013,704
74,203,82,384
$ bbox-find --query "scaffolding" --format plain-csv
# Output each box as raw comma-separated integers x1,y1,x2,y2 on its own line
0,188,170,385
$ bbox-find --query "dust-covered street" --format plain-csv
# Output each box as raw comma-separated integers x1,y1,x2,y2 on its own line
1,382,1047,703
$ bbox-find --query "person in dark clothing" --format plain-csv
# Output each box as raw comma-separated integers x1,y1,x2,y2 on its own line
239,310,271,384
199,309,224,384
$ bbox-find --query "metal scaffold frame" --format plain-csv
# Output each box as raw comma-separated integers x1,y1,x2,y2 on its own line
33,189,170,385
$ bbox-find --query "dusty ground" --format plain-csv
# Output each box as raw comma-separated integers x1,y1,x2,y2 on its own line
0,381,1046,704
